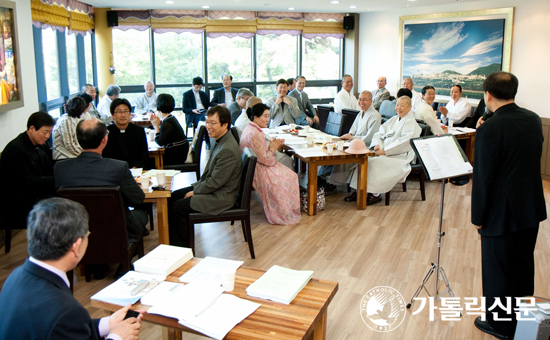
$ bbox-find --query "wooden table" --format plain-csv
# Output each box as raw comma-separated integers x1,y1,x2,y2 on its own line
148,139,165,169
131,115,152,128
91,258,339,340
449,128,476,163
282,134,375,216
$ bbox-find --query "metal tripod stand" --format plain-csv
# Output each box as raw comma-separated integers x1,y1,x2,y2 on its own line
407,179,456,309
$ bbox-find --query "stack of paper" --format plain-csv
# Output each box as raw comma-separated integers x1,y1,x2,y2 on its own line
142,169,181,177
246,265,314,304
140,281,184,306
91,271,165,305
133,244,193,276
179,256,243,285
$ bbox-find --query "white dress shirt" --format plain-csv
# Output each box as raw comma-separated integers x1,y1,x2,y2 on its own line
441,97,472,124
334,89,360,113
97,95,113,123
224,90,234,106
194,91,205,110
411,89,422,112
235,108,251,134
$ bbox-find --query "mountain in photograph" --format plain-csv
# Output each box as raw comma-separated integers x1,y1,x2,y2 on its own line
468,63,501,76
442,70,461,75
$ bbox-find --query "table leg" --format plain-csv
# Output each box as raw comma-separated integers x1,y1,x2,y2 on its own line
307,161,318,216
468,135,475,163
308,308,327,340
356,156,368,210
157,198,170,244
301,160,306,173
162,328,182,340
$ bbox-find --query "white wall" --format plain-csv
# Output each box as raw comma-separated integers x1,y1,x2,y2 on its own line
0,0,39,148
358,0,550,117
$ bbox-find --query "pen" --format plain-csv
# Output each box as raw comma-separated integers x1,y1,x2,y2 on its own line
130,280,150,296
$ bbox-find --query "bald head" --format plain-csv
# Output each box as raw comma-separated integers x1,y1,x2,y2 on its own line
358,91,373,111
246,96,262,110
395,96,412,118
402,78,414,91
144,81,155,96
76,118,108,151
377,77,387,89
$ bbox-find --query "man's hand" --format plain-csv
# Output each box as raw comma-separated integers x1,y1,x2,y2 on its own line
282,96,291,105
109,305,143,330
473,224,482,230
340,133,353,141
192,109,200,114
476,117,485,128
373,145,380,152
184,191,194,199
306,117,313,125
111,318,141,340
442,126,448,133
313,116,320,124
275,95,284,105
375,148,386,156
439,107,448,116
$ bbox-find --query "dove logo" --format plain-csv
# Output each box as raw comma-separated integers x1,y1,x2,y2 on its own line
359,286,406,332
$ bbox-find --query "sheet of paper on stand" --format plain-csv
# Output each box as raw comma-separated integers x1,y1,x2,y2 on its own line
130,168,143,178
293,148,328,158
133,244,193,276
413,136,473,180
179,256,244,285
91,271,165,305
142,169,181,177
146,282,224,320
246,265,314,304
447,127,476,135
140,281,185,306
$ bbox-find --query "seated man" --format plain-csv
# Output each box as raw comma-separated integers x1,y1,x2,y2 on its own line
55,118,148,243
211,75,238,107
134,80,158,115
334,74,360,113
287,78,296,93
440,84,472,126
289,76,320,128
326,91,381,188
0,198,142,339
82,84,102,121
402,77,422,111
0,111,56,233
183,77,210,130
346,96,421,204
372,76,390,110
266,79,301,128
168,106,242,248
97,84,120,125
234,96,262,134
102,98,149,169
229,88,253,124
415,85,447,135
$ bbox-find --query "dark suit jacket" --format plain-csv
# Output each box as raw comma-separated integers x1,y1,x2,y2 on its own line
155,115,189,166
102,123,149,169
54,152,145,209
0,260,103,339
228,101,242,124
0,132,55,228
288,89,316,118
210,87,238,107
472,103,546,236
182,89,210,115
190,130,242,215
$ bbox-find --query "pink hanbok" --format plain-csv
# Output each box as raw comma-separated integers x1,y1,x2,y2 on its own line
240,123,301,225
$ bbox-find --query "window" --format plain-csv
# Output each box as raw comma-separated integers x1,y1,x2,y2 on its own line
256,34,298,82
207,36,252,82
157,87,191,105
154,32,203,85
304,86,338,100
42,28,61,100
84,33,94,85
256,84,276,102
302,37,341,80
112,29,151,85
66,32,79,94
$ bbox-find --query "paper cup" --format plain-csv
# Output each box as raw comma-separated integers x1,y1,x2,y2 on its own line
337,141,344,151
307,135,314,145
289,123,296,130
448,120,454,128
326,136,333,143
327,144,334,154
303,126,310,134
140,176,150,189
219,269,236,292
148,131,155,141
157,171,166,185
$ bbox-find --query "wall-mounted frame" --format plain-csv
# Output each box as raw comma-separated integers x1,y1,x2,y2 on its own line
0,0,22,113
399,7,514,100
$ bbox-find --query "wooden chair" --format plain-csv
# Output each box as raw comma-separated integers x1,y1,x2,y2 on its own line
170,125,207,180
188,148,257,258
57,186,144,282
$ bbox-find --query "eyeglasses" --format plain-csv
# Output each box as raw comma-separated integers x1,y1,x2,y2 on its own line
205,120,220,126
114,110,130,115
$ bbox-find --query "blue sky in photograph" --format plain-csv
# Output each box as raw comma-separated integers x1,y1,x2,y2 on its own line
403,19,504,77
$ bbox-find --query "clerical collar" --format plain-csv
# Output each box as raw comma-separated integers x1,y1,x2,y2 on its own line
120,130,125,133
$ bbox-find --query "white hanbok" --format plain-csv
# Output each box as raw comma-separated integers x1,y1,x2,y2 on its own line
441,97,471,125
349,110,421,193
411,89,422,112
134,92,158,114
415,101,445,135
334,89,360,113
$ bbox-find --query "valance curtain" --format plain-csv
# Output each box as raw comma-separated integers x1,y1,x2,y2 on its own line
31,0,94,34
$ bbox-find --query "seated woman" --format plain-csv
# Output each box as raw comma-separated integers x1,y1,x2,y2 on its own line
414,85,447,135
150,93,188,166
75,93,95,121
52,96,87,160
240,103,300,225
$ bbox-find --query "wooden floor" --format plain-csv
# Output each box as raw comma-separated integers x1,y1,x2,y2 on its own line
2,173,550,340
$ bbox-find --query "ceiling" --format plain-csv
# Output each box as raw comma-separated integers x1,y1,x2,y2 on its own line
81,0,475,14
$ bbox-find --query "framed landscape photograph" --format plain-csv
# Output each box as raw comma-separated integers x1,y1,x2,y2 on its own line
399,8,514,100
0,0,22,113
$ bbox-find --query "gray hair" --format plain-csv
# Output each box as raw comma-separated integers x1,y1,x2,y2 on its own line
236,88,254,99
81,84,94,92
397,96,412,106
360,90,373,100
144,80,154,87
342,74,352,82
27,198,89,261
106,84,121,97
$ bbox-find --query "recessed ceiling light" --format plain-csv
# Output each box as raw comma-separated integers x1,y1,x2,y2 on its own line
367,8,370,11
331,0,340,3
406,4,409,7
288,7,295,10
202,5,210,8
165,0,174,3
349,5,357,8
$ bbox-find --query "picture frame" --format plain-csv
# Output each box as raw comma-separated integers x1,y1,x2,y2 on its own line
0,0,22,113
399,8,514,100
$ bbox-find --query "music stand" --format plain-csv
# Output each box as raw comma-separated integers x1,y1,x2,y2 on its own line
406,134,473,309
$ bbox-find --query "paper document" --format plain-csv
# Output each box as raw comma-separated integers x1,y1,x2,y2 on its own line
447,127,476,135
412,136,473,180
133,244,193,276
140,281,185,306
293,148,328,158
142,169,181,177
91,271,165,305
246,265,313,304
179,257,244,285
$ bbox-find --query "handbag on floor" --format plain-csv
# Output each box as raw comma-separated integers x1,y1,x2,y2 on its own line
299,186,326,212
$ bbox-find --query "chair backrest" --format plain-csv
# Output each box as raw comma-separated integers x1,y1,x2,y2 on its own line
230,126,240,145
379,99,396,119
324,111,344,136
316,105,332,132
192,125,207,164
238,148,258,210
57,186,129,265
341,109,359,134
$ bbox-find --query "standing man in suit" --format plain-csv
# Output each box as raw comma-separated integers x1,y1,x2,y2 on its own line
0,198,142,339
211,75,238,107
266,79,301,128
289,76,319,128
372,76,390,110
168,106,242,247
472,71,546,339
183,77,210,130
55,118,147,244
228,88,253,124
